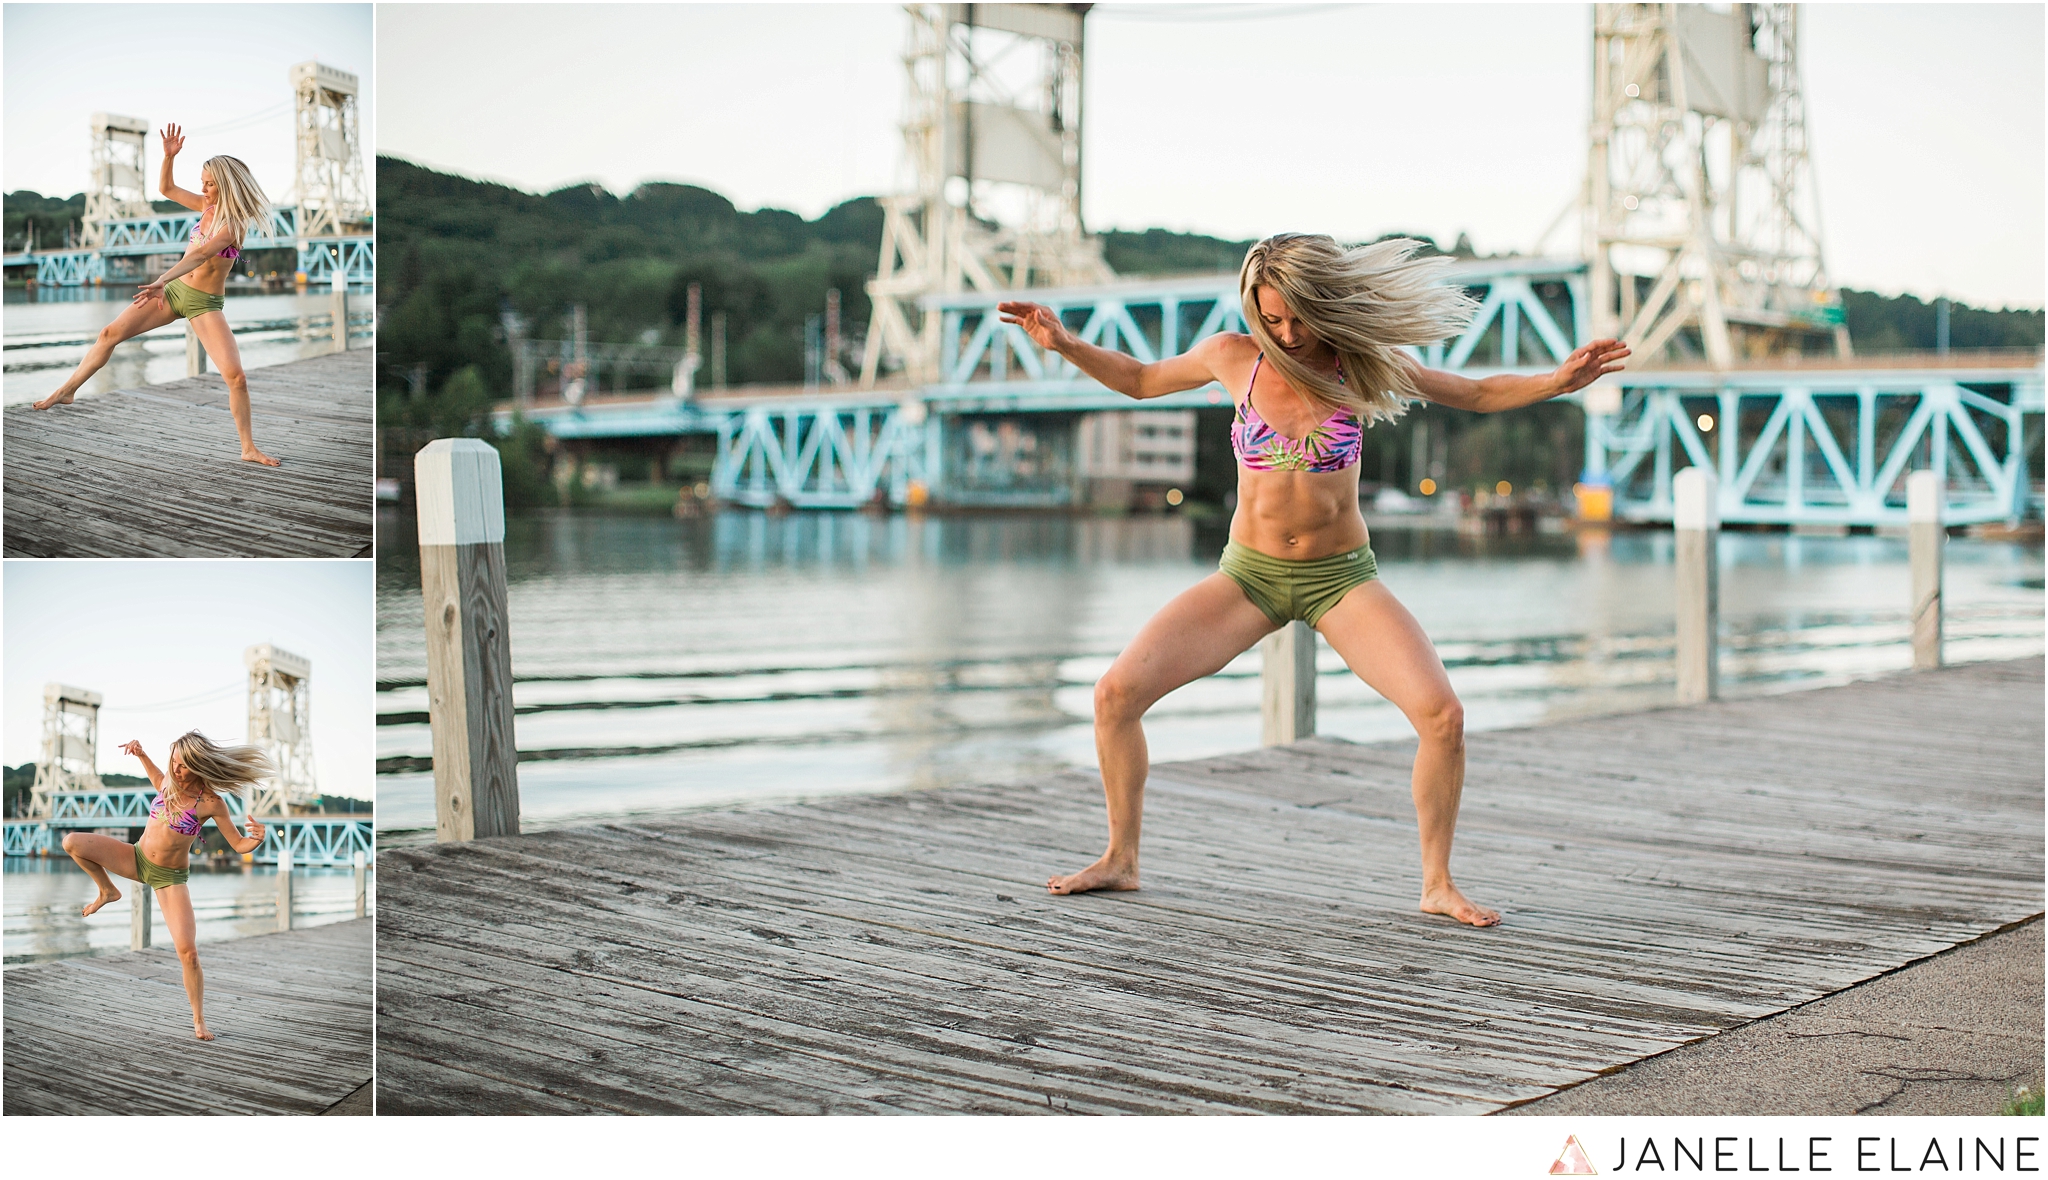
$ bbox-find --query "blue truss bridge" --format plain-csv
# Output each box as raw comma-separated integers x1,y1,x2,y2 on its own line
498,257,2043,527
0,205,373,287
4,788,371,866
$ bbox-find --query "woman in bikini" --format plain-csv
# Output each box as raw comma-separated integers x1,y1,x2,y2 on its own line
999,232,1629,926
61,731,274,1040
31,123,281,467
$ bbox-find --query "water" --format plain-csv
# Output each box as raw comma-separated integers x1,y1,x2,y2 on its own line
4,858,369,968
2,284,366,406
374,508,2044,843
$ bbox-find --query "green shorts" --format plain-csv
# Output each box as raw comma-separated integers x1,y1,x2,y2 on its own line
1219,540,1379,627
134,846,189,890
163,278,225,320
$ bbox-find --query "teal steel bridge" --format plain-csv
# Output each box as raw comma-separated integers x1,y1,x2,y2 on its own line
1,205,373,287
499,258,2042,525
4,788,372,866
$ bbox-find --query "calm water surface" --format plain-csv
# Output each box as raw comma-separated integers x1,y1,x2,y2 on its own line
375,509,2043,842
4,859,369,967
3,284,366,405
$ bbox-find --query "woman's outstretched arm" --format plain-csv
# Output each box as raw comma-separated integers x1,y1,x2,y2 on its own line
119,740,166,790
1404,338,1631,413
208,799,266,855
998,301,1229,400
133,227,239,306
157,124,205,211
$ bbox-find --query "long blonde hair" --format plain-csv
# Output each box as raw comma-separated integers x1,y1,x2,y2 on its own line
199,155,271,248
167,730,274,807
1239,233,1478,425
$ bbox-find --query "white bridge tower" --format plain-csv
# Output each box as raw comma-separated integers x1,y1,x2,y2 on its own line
290,60,368,238
82,113,151,248
245,643,316,815
1584,3,1849,366
862,3,1113,387
30,684,104,818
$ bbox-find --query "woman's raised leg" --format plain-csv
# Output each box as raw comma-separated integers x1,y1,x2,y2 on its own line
1314,580,1501,927
59,831,142,916
1049,572,1279,894
187,311,279,465
31,299,178,410
155,884,211,1040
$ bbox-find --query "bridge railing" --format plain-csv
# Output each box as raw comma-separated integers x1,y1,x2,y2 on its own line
10,206,374,286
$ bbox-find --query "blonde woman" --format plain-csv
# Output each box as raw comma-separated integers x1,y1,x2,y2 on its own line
61,732,275,1040
999,233,1629,925
32,123,281,467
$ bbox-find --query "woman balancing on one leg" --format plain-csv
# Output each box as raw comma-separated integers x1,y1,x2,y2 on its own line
32,123,282,467
1000,233,1628,926
62,732,273,1040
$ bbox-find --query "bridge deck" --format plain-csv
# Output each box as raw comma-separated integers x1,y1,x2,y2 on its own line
375,658,2043,1115
4,919,373,1115
2,350,372,558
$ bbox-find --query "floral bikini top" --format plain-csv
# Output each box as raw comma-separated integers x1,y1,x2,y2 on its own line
1231,353,1364,473
150,788,206,836
189,209,241,260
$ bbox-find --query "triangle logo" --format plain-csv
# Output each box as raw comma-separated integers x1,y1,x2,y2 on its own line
1551,1135,1598,1175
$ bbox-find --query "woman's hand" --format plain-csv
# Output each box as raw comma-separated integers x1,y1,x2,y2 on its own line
119,739,145,759
997,301,1074,354
243,818,266,845
133,280,168,307
161,123,185,158
1548,338,1631,396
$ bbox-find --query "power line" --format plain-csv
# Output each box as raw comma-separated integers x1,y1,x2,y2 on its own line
1093,4,1356,23
101,681,244,713
188,101,292,136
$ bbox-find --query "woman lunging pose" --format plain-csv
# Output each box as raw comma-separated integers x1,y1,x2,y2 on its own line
62,731,273,1040
32,123,282,467
1000,233,1628,926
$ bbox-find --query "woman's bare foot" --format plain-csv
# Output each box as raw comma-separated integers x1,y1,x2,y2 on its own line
81,888,122,916
1421,883,1500,927
193,1020,214,1042
241,446,281,467
1047,853,1138,895
31,389,76,410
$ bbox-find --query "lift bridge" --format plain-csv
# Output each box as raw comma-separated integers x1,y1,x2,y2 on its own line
1,204,373,287
499,255,2043,526
3,792,371,866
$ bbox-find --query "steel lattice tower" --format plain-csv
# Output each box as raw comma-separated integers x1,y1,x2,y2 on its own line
862,3,1112,387
30,685,104,818
290,60,368,238
82,113,151,248
1584,3,1849,366
245,644,316,815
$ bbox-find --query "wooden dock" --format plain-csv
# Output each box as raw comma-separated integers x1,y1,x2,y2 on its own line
375,659,2044,1115
4,919,373,1115
3,350,373,558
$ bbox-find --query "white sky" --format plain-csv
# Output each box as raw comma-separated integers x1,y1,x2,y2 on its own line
4,561,375,802
3,3,373,210
376,2,2043,310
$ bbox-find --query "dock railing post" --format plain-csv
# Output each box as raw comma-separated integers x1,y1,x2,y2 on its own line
184,321,205,377
131,882,152,950
1674,466,1720,704
331,283,348,354
353,849,368,918
1909,471,1943,669
276,840,293,933
416,439,521,842
1260,621,1317,745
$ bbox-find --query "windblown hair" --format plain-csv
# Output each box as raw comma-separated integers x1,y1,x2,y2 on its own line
167,730,274,807
198,155,271,249
1239,233,1478,425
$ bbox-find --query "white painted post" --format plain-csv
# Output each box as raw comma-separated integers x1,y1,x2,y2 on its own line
353,849,368,919
276,840,294,932
1674,466,1720,704
131,885,152,950
330,283,349,354
1260,621,1317,745
184,321,206,376
1909,471,1943,670
416,439,521,842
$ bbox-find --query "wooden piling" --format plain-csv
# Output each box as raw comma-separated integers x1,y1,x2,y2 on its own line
354,850,368,919
416,439,521,842
331,284,349,354
1260,620,1317,745
1674,466,1720,703
1909,471,1943,670
130,884,151,950
184,320,205,376
276,843,293,933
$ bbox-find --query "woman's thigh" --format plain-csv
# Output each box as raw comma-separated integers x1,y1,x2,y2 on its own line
1313,579,1459,721
155,885,197,951
63,832,142,882
99,299,179,347
1104,572,1280,709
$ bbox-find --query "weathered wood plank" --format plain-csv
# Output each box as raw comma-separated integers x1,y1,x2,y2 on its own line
376,659,2044,1114
3,350,373,558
